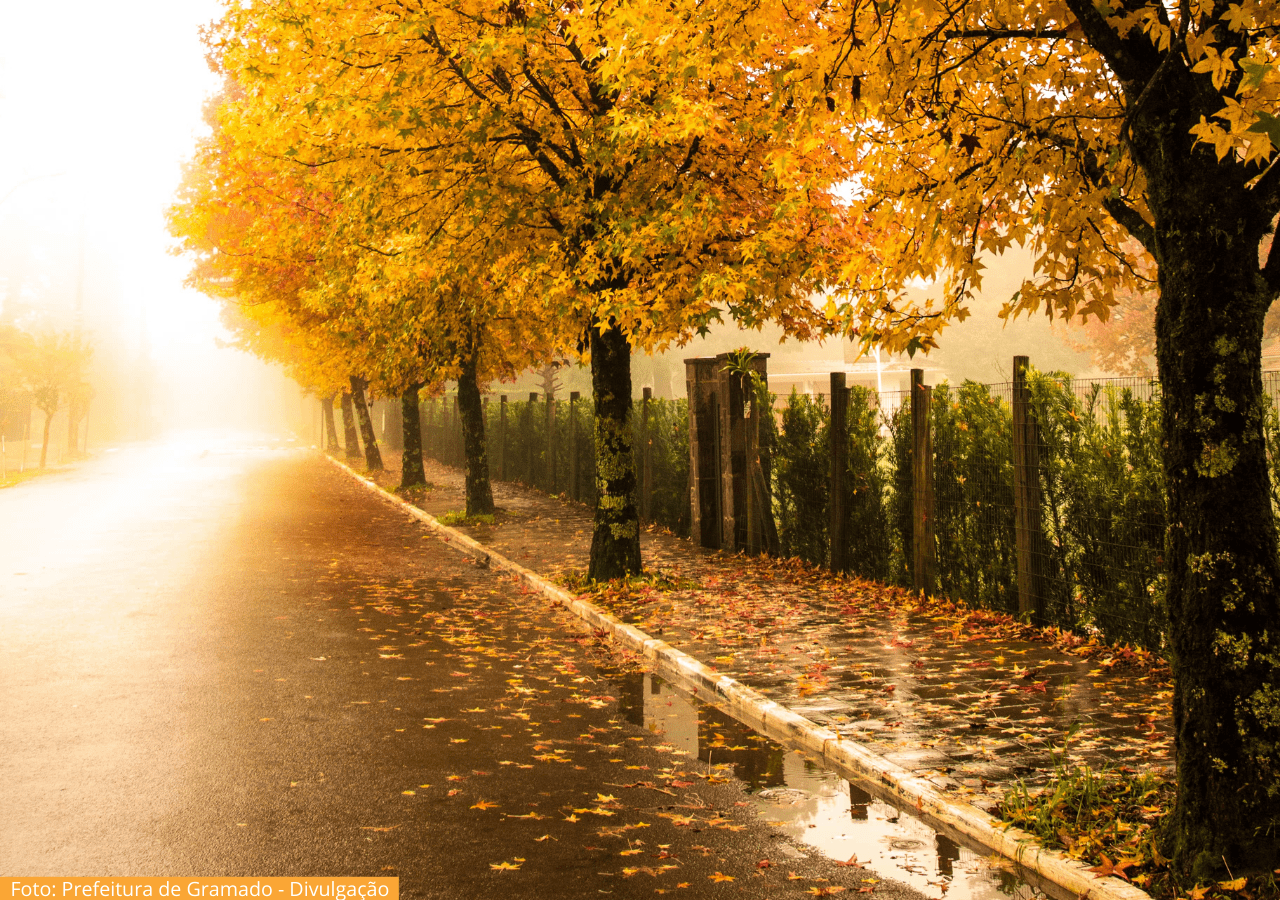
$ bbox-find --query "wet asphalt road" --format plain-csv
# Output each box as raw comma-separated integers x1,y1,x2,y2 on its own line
0,435,928,900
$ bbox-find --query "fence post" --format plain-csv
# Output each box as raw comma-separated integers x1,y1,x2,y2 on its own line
547,392,557,493
527,393,538,485
424,396,435,460
453,393,463,467
912,377,936,594
1012,356,1048,622
569,391,580,501
421,399,431,460
641,387,653,524
829,372,849,573
498,395,507,481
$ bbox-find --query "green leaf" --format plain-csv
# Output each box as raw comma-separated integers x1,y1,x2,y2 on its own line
1240,58,1272,90
1246,111,1280,149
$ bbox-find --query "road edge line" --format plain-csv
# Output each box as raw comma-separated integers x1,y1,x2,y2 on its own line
325,453,1151,900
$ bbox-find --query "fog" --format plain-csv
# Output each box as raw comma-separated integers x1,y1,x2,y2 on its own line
0,0,1102,465
0,0,306,469
505,244,1097,403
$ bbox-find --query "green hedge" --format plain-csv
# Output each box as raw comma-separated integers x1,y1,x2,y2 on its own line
422,372,1188,651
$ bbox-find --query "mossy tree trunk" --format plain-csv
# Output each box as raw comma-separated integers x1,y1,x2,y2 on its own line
457,348,494,516
349,376,383,472
339,391,361,461
400,382,426,490
1123,49,1280,877
588,319,641,581
321,395,339,452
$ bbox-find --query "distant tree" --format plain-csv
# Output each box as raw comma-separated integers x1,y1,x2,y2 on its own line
22,329,91,468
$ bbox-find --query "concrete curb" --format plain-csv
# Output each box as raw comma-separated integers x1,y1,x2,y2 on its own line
327,454,1152,900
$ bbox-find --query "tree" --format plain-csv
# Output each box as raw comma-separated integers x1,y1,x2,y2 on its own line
211,0,855,579
814,0,1280,876
172,85,552,510
21,329,91,468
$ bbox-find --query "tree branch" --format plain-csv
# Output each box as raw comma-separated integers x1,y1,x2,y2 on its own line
1102,196,1157,253
945,28,1070,39
1059,0,1160,87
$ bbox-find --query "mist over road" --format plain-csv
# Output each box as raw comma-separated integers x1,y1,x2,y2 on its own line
0,435,923,900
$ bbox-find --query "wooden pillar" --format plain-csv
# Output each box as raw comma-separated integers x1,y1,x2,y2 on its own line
453,393,462,467
527,392,538,485
829,372,849,573
912,377,936,595
1012,356,1048,622
424,398,433,459
569,391,580,501
547,391,557,493
641,387,653,524
498,395,507,481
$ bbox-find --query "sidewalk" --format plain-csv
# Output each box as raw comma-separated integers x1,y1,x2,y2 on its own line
363,451,1173,813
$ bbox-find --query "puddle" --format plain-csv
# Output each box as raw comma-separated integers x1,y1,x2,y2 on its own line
614,672,1046,900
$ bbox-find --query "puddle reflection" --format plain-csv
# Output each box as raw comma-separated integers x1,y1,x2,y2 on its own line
616,672,1045,900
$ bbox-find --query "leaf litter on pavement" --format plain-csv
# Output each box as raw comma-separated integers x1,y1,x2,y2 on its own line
353,452,1191,896
298,485,933,897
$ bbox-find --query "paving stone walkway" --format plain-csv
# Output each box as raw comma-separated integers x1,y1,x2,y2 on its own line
360,451,1174,813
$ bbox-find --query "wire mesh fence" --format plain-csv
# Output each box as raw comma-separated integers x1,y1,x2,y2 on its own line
1023,374,1166,646
406,365,1280,653
419,392,689,537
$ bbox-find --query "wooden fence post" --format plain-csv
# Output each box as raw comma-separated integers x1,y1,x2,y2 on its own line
912,378,936,595
547,392,557,493
527,392,538,485
1012,356,1048,622
641,387,653,524
569,391,580,501
453,393,463,467
498,395,507,481
422,399,432,460
440,396,450,466
829,372,849,573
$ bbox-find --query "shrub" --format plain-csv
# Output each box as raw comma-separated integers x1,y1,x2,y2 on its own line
1027,373,1166,646
842,386,893,581
932,381,1019,613
774,390,829,565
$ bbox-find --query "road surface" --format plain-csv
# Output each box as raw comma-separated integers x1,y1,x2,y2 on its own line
0,434,928,900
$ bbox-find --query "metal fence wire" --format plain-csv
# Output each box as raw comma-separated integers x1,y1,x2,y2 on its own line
408,368,1280,652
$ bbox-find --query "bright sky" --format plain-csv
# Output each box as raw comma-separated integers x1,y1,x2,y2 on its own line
0,0,225,355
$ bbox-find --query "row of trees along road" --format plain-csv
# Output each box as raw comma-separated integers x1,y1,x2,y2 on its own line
168,0,1280,877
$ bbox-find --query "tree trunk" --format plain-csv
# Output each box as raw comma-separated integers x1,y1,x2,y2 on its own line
349,376,383,472
457,351,495,516
321,396,339,452
1136,73,1280,876
39,410,52,469
588,319,641,580
400,383,426,489
340,391,361,460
